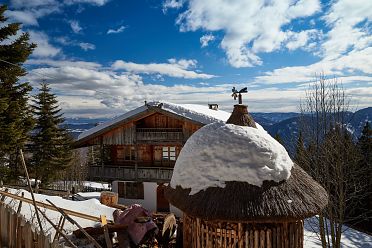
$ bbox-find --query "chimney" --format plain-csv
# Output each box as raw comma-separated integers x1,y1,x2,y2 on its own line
208,103,219,110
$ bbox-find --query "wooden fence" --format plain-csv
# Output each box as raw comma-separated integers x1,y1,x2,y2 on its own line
0,202,61,248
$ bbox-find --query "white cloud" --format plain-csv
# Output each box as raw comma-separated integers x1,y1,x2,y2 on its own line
162,0,184,13
26,59,101,69
112,59,216,79
6,0,108,28
10,0,59,8
285,29,321,51
79,42,96,51
5,10,39,26
6,0,61,26
255,43,372,85
55,36,96,51
24,58,372,117
107,25,126,34
200,34,215,48
253,0,372,86
321,0,372,60
63,0,110,6
69,20,82,34
171,0,320,68
28,30,61,57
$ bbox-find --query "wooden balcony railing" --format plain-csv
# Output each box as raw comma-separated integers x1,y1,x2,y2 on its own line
136,128,183,142
89,165,174,182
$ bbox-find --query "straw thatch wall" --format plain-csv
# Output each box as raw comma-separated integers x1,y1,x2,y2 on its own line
183,214,304,248
166,165,328,221
226,104,257,128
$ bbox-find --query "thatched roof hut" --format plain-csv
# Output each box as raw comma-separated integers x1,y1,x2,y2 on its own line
166,104,328,248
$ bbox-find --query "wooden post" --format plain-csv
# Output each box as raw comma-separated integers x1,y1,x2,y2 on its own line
53,215,65,242
36,206,78,248
46,199,102,248
19,149,44,233
0,188,8,202
100,215,112,248
17,192,24,214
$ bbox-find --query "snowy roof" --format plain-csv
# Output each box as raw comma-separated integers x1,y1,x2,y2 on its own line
77,101,231,140
170,122,293,195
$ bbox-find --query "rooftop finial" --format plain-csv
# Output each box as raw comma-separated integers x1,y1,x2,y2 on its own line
231,87,247,104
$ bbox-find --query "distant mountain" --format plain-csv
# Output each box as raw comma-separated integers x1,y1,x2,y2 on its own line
266,107,372,155
64,118,109,139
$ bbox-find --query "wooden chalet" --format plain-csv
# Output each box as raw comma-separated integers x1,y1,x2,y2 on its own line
74,102,230,184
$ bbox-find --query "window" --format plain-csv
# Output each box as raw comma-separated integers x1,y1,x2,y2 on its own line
117,182,144,199
124,146,135,161
162,146,176,161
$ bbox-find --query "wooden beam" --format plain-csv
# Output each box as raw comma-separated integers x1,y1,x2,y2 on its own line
19,149,44,233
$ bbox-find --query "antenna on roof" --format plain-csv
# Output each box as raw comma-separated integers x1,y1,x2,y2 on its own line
231,87,248,104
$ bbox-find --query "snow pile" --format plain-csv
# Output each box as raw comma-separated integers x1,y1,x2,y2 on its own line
2,188,116,237
170,122,293,195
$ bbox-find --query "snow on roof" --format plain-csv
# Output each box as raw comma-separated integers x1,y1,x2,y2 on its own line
78,101,231,140
170,122,293,195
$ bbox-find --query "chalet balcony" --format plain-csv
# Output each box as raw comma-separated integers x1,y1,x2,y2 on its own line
89,165,174,182
136,128,183,143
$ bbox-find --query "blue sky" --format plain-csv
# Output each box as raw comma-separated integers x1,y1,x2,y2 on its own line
3,0,372,117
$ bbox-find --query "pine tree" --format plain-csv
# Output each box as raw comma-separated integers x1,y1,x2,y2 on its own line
31,83,73,185
0,5,36,181
294,131,306,166
355,121,372,231
274,133,283,144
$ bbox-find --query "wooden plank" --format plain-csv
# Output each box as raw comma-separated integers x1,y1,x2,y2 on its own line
100,215,112,248
289,223,294,248
20,149,44,233
294,222,299,248
267,229,272,248
277,227,281,248
196,218,200,248
17,192,24,214
238,223,244,248
254,230,259,248
260,230,265,248
0,204,3,248
249,230,254,248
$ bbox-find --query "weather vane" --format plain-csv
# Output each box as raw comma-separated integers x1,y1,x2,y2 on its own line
231,87,248,104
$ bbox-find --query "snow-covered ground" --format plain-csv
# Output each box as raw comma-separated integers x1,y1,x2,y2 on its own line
1,187,371,247
304,217,372,247
52,181,111,190
2,188,115,238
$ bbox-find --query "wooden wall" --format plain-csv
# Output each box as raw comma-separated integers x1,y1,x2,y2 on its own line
183,214,304,248
0,202,60,248
102,123,136,145
136,113,183,128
